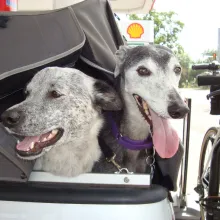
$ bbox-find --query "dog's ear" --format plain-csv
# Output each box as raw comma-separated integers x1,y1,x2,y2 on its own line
114,45,130,78
93,80,123,111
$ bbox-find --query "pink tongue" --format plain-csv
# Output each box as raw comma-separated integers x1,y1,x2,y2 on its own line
149,109,179,158
16,133,49,151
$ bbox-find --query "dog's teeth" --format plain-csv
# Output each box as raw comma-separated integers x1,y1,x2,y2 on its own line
148,115,152,120
144,107,150,115
48,133,54,140
42,137,47,142
52,129,58,135
30,142,35,149
143,101,148,110
17,140,20,144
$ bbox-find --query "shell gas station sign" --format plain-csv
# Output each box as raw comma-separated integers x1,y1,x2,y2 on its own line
127,23,144,38
119,20,154,45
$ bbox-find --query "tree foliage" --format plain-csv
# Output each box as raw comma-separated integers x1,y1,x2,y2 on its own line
129,10,184,54
201,49,217,63
177,52,193,87
129,12,217,88
178,49,217,88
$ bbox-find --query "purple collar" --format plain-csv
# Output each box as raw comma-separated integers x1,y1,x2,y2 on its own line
107,113,153,150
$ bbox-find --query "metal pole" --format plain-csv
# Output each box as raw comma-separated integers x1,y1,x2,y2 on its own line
180,98,192,208
218,28,220,63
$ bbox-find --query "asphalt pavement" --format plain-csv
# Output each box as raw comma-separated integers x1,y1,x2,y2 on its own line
170,88,219,193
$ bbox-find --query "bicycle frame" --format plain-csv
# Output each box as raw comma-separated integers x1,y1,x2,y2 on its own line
208,138,220,197
202,128,220,182
205,138,220,220
192,62,220,219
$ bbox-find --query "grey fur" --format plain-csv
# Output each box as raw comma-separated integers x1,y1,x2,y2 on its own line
1,67,122,177
114,45,174,77
93,44,189,174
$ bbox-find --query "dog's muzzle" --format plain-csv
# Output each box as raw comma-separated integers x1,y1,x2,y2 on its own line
1,109,24,128
168,103,189,119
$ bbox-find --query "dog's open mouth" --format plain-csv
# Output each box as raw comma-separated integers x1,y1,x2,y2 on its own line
133,94,152,127
133,94,179,159
16,128,63,159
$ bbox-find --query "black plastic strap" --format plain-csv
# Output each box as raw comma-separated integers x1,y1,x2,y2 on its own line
152,160,174,191
98,137,115,160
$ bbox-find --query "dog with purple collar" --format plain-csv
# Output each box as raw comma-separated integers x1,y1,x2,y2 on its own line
92,45,189,191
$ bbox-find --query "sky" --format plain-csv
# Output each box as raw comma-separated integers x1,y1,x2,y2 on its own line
153,0,220,60
117,0,220,61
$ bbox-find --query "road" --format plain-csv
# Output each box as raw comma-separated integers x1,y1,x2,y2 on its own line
171,89,220,193
170,88,219,194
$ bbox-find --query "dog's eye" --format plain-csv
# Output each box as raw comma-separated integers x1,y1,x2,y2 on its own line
137,67,151,76
174,66,181,74
50,90,62,98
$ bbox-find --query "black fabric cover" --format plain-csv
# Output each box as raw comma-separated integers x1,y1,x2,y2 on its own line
0,123,34,182
152,142,184,192
0,7,85,115
73,0,124,73
0,0,124,115
73,0,124,84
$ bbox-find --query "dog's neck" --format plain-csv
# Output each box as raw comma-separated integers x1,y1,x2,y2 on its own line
120,91,151,140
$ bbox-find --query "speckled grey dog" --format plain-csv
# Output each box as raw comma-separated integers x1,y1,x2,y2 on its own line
92,45,189,175
1,67,122,177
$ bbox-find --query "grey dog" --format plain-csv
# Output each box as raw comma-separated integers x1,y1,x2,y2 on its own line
1,67,122,177
92,45,189,177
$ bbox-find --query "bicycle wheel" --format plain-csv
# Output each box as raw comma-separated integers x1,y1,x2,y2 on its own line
198,127,219,190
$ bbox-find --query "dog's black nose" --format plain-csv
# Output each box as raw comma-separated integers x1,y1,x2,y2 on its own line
168,103,189,119
1,110,21,127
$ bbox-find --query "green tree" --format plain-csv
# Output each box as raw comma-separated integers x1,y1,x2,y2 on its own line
201,49,217,63
177,52,193,87
129,10,184,54
178,49,217,88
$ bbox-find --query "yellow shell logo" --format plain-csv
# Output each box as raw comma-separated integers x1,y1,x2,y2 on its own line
127,23,144,39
